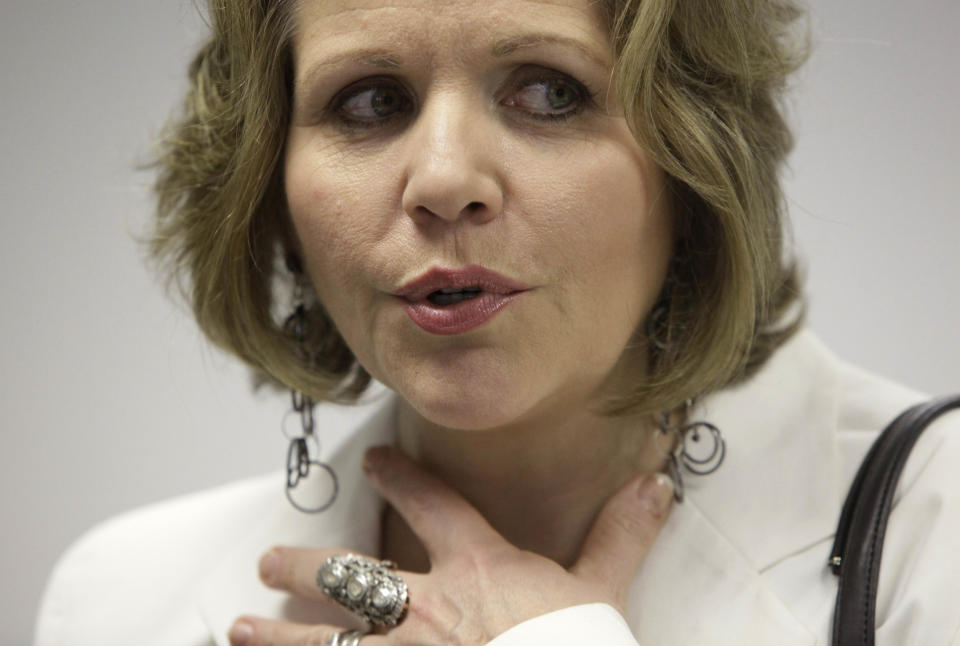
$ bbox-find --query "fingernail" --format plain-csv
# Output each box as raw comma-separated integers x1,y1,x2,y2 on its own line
637,473,674,517
229,619,254,646
258,549,279,584
363,446,388,474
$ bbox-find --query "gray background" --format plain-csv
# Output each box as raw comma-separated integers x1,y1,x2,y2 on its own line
1,1,957,644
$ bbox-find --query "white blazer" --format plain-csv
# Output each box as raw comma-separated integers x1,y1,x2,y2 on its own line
34,331,960,645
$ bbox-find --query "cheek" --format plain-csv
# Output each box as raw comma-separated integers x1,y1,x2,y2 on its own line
533,144,671,378
283,139,410,384
284,153,377,372
587,147,669,290
285,148,385,299
524,143,670,308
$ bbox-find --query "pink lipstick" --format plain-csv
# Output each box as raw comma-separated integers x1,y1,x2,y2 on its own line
395,266,529,335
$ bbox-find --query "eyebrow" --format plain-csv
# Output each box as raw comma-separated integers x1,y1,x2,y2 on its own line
297,32,610,89
490,33,611,69
303,49,404,74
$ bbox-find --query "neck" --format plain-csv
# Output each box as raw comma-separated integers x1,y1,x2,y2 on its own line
383,398,669,570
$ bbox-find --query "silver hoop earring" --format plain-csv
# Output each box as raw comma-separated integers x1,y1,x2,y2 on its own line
281,260,339,513
657,398,726,503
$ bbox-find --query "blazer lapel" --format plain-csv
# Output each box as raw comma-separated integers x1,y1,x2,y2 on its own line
626,331,847,644
684,331,845,571
628,499,818,645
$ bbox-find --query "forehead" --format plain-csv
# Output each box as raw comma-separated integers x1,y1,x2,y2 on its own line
289,0,611,69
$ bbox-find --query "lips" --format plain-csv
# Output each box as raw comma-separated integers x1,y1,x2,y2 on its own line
394,266,530,335
395,266,530,301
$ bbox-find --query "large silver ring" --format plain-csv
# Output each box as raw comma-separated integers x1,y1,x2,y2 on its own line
317,554,409,626
325,629,365,646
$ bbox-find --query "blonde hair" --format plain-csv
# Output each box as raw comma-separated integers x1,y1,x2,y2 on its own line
150,0,807,415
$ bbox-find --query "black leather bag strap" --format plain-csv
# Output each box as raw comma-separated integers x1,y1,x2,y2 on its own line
830,394,960,646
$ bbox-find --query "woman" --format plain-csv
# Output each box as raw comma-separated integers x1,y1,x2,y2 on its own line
35,0,960,644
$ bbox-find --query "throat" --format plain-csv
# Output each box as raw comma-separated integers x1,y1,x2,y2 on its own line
380,506,431,573
391,396,668,568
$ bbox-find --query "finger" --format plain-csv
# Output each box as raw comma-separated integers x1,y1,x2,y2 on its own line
228,616,347,646
571,473,674,599
259,546,351,600
260,546,426,604
363,446,499,560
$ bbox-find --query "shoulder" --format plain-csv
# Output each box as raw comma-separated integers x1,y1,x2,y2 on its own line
748,333,960,642
823,343,960,642
826,339,960,489
34,473,279,646
814,333,960,538
875,403,960,643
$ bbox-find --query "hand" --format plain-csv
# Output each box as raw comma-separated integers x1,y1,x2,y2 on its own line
229,446,674,645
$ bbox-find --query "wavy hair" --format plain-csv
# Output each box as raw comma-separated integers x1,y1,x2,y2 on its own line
150,0,808,415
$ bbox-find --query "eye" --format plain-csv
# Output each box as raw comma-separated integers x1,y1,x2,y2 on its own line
502,73,591,120
332,79,412,128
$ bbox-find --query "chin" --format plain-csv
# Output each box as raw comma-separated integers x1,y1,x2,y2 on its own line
401,375,533,432
371,341,533,431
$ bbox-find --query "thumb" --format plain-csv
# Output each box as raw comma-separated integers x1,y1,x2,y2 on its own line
571,473,674,600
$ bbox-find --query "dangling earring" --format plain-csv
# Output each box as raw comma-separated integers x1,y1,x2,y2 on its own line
281,257,339,513
657,398,726,503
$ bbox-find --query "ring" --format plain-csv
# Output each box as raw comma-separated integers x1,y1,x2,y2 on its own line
325,629,366,646
317,554,409,626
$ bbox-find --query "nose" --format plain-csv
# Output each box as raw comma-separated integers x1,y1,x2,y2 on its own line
400,94,503,226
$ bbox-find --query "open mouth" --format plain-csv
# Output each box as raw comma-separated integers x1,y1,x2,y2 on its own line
426,286,483,306
395,266,530,333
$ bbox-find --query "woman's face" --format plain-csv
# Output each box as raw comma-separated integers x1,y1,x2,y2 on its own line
285,0,673,431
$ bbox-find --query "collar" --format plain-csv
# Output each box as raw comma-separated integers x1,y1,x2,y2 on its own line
684,330,845,571
199,330,845,644
626,331,846,644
